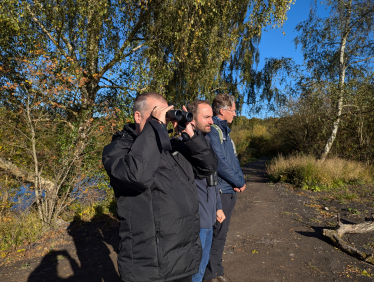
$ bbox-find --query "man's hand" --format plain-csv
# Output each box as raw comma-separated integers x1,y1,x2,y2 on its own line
151,105,174,124
216,209,226,223
233,184,246,193
182,105,194,137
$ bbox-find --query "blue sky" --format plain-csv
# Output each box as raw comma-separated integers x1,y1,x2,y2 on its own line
242,0,330,117
258,0,330,68
257,1,311,69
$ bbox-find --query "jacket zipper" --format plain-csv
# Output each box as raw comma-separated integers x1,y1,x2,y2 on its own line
155,229,160,268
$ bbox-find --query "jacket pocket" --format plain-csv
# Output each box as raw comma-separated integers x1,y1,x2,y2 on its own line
117,197,133,260
118,218,133,260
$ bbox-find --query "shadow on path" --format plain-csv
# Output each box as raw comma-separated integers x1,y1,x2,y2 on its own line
27,213,119,282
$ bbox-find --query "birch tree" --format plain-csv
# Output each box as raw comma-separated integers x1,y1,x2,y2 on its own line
295,0,374,161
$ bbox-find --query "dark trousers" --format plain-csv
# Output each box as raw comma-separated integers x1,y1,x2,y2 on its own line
203,193,237,280
121,274,192,282
169,275,193,282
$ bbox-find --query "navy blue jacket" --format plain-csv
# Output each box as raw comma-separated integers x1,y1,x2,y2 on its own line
207,116,245,194
195,178,222,229
178,135,222,229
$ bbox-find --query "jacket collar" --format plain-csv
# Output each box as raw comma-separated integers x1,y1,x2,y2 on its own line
111,123,138,141
212,116,231,135
123,123,138,135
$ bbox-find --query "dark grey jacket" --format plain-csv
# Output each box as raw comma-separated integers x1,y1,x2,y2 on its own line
102,121,217,282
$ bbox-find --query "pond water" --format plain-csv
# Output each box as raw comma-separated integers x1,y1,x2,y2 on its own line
8,181,109,212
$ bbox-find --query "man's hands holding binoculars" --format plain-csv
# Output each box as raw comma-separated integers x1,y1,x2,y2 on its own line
151,105,194,138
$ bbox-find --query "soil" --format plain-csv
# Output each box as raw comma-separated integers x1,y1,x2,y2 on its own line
1,158,374,281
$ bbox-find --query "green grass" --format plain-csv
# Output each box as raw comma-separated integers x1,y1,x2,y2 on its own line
335,192,358,201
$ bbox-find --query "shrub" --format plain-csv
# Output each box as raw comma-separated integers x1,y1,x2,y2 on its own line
267,154,373,190
231,121,278,165
0,210,43,253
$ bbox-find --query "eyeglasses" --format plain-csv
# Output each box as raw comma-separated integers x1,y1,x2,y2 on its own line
224,108,235,113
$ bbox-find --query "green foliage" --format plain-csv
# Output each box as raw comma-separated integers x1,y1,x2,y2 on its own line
0,211,43,252
295,0,374,84
293,0,374,160
272,76,374,164
1,0,294,109
336,193,358,201
230,116,281,165
347,207,360,215
0,0,295,226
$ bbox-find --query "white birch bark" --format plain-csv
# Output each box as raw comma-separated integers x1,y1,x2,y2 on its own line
319,0,352,162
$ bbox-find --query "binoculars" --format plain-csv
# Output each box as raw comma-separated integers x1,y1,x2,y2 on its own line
165,110,193,132
166,110,193,123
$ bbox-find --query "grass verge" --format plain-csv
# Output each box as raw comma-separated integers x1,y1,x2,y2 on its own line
267,154,373,191
0,211,43,254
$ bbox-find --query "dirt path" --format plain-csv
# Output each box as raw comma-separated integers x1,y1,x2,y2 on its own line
1,159,373,281
224,158,373,281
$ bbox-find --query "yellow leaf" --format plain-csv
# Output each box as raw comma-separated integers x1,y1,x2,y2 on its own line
17,249,25,253
362,270,371,277
251,250,258,254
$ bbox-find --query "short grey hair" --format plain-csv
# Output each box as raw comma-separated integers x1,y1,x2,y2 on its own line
133,92,167,114
212,94,235,116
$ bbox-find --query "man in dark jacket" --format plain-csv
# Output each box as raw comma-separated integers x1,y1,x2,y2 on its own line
186,100,225,282
102,92,218,282
203,94,246,282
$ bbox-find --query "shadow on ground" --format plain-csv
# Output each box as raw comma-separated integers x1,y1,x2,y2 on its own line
27,213,119,282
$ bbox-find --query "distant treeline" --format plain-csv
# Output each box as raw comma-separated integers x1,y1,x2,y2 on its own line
231,102,374,166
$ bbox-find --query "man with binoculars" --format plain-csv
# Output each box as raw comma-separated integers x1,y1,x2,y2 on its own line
102,92,218,282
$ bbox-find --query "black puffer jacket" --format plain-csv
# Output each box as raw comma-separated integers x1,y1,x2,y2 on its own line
102,120,217,282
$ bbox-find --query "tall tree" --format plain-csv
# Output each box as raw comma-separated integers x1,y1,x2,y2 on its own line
0,0,293,225
295,0,374,161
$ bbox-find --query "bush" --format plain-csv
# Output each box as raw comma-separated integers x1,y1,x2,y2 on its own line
267,154,373,190
231,119,279,165
0,210,43,253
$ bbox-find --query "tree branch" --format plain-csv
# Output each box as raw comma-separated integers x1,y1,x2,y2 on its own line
98,0,151,78
33,118,75,130
0,156,54,189
25,4,67,57
25,2,78,64
347,55,374,68
323,213,374,265
99,85,145,92
99,43,145,77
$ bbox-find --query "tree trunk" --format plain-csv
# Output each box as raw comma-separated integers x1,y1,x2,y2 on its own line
0,156,54,188
323,214,374,265
319,0,351,162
